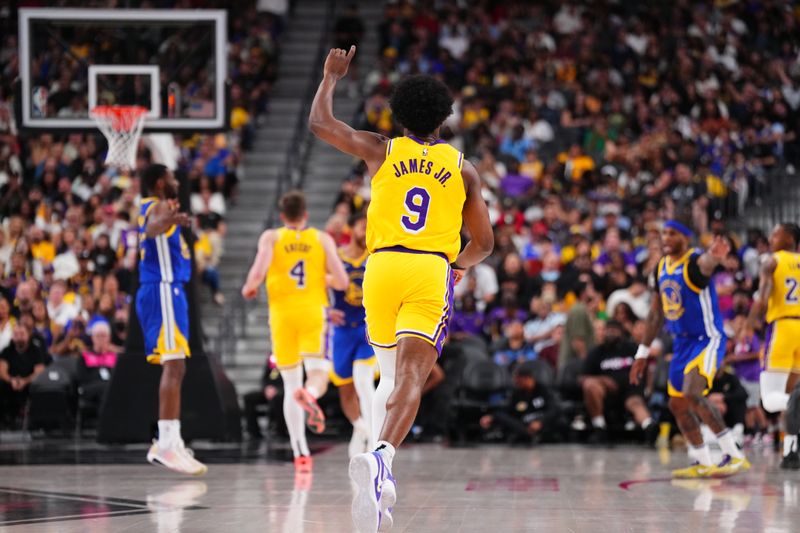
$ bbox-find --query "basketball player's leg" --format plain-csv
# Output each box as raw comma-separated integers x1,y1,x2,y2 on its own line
377,337,438,449
272,309,312,467
142,283,205,475
683,365,748,472
352,336,376,448
332,328,372,456
667,350,714,477
760,322,792,413
293,307,330,434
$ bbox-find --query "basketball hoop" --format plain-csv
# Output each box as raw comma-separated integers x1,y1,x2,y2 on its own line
91,105,149,170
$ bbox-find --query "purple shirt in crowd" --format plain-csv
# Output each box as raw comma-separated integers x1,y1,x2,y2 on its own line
450,310,485,337
732,335,761,383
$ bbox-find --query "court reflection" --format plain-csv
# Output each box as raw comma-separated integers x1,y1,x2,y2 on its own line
146,481,207,533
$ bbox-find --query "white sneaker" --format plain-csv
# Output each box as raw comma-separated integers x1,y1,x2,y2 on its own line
348,428,370,459
350,451,396,533
147,440,208,476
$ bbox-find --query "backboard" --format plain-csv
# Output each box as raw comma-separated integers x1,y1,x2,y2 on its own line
18,8,227,132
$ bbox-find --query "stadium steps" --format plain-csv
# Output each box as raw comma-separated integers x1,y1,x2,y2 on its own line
301,0,384,229
200,0,336,396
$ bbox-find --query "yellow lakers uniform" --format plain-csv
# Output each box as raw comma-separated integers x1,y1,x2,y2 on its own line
266,227,329,370
764,250,800,372
363,135,466,353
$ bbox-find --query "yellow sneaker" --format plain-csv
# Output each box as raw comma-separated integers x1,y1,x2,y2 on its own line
672,463,715,479
712,456,751,477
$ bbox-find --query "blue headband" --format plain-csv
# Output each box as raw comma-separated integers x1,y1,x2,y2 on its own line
664,220,693,237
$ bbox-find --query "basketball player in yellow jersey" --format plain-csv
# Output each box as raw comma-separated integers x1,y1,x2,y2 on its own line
241,191,349,473
746,222,800,469
310,46,494,533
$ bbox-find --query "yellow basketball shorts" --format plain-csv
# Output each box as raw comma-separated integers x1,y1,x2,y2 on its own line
268,305,328,370
362,247,455,354
763,318,800,373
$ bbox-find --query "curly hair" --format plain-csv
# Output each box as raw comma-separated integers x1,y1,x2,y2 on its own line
389,75,453,137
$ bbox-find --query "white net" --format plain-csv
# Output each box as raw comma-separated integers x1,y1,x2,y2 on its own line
90,105,149,170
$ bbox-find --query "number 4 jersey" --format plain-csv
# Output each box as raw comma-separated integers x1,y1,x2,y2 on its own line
367,136,466,262
266,227,329,311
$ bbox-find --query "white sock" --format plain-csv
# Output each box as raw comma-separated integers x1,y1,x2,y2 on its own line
306,385,321,399
716,429,744,459
353,362,376,447
157,419,181,450
281,367,310,458
641,417,653,429
375,440,396,469
591,416,606,429
785,434,798,457
688,443,714,466
372,348,396,443
353,417,369,435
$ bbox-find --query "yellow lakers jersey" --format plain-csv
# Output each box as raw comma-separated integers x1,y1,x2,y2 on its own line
266,227,328,309
767,250,800,322
367,136,466,262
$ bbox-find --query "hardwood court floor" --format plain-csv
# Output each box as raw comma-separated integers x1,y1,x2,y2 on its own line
0,440,796,532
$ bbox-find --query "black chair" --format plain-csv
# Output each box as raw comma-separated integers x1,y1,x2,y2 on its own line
516,359,556,388
26,357,78,433
449,361,510,444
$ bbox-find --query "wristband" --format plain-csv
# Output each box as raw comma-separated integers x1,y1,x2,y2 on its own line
450,262,465,270
635,344,650,360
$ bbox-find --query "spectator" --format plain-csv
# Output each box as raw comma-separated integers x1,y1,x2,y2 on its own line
90,233,117,277
558,281,596,369
480,365,562,444
605,276,650,320
491,320,537,371
524,297,564,368
487,291,528,340
242,357,285,440
450,293,485,340
0,295,13,352
0,324,47,428
195,222,225,306
50,318,89,359
76,321,118,415
46,280,79,335
580,320,655,442
453,262,498,312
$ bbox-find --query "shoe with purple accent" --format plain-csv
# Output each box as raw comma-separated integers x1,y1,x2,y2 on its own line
713,454,751,477
349,451,397,533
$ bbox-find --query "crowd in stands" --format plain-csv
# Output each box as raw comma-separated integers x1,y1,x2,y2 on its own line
318,0,800,446
0,1,288,430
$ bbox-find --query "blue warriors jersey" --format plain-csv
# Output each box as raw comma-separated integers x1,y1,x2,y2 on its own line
138,197,191,284
655,249,724,339
333,249,368,326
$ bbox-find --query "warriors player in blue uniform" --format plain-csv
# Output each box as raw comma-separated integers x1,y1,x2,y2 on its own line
138,164,206,475
329,213,376,457
631,220,749,478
